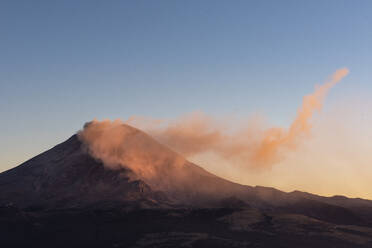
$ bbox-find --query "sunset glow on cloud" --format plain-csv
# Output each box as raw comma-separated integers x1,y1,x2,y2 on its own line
76,68,372,199
126,69,349,169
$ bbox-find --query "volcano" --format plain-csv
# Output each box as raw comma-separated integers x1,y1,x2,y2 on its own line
0,124,257,209
1,123,372,247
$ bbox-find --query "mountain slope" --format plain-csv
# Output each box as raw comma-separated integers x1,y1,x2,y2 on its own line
0,128,254,209
0,135,166,209
0,124,371,220
1,124,372,247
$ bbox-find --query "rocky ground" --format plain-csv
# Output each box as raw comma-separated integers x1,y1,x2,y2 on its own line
1,205,372,248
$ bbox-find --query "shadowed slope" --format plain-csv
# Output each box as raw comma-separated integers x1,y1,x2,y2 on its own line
0,130,254,209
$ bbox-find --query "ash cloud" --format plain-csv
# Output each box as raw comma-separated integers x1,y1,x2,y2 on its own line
127,68,349,169
78,68,349,185
78,120,188,190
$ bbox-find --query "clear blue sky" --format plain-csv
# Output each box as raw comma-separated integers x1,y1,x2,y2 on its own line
0,0,371,171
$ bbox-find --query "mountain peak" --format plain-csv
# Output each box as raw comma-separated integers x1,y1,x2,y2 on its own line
1,121,372,223
0,133,166,209
0,122,250,209
77,120,189,191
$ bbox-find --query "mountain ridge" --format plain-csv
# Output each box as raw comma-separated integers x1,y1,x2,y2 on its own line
0,125,371,213
1,125,372,247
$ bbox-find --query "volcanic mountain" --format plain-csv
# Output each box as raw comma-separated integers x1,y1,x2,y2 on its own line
1,122,372,247
0,123,258,209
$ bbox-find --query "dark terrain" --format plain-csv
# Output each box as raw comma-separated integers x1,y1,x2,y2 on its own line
1,125,372,247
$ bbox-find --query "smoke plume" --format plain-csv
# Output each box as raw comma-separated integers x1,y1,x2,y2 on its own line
78,68,349,184
250,68,349,167
78,120,189,190
127,68,349,168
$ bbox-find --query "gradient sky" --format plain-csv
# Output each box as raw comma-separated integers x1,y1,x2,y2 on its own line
1,1,371,197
